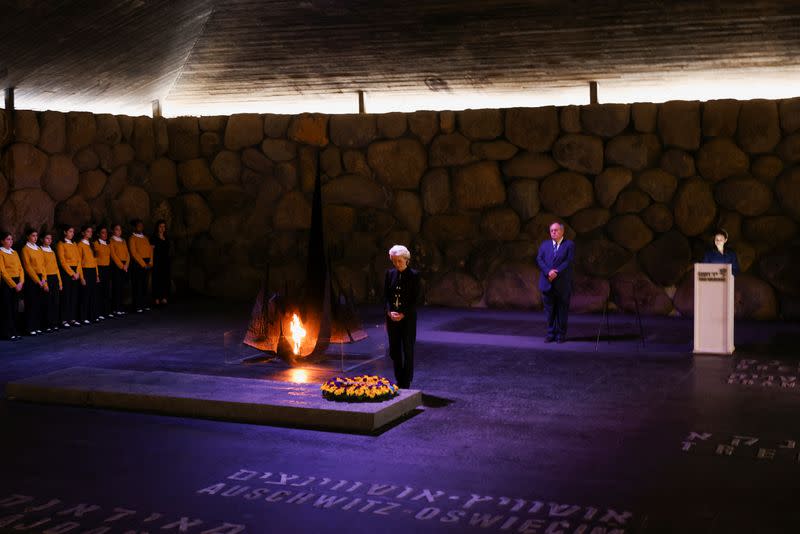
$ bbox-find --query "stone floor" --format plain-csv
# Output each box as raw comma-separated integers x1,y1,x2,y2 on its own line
1,299,799,533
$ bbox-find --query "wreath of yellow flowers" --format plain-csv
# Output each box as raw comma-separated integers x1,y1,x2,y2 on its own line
321,375,400,403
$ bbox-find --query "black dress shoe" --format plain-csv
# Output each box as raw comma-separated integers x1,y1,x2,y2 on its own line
556,337,566,344
544,335,556,343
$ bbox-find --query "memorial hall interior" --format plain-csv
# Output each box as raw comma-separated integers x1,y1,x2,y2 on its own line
1,1,800,533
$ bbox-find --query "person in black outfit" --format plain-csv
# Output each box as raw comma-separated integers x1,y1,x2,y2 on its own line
383,245,421,389
702,228,740,276
151,219,171,307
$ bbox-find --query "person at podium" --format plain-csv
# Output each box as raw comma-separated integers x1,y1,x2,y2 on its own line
702,229,740,276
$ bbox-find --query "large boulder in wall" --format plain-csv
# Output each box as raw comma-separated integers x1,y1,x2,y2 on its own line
148,158,179,198
742,216,798,250
552,134,603,174
613,189,651,214
539,171,593,217
38,111,66,154
211,150,242,185
224,113,264,150
737,99,781,154
408,111,439,144
636,168,677,202
570,207,610,234
605,133,661,171
759,243,800,297
0,189,55,237
208,185,249,217
641,203,674,233
480,208,520,241
426,271,483,307
702,99,740,137
452,161,505,210
696,138,749,182
658,101,701,150
132,117,156,163
376,112,407,139
329,114,377,148
95,114,122,145
673,178,716,236
606,214,653,252
776,167,800,221
167,116,200,161
485,262,541,309
322,174,387,209
429,132,476,166
78,169,107,200
595,167,632,208
611,272,673,315
420,168,450,215
580,104,630,137
111,186,150,224
14,110,39,144
505,107,559,151
393,190,422,234
274,191,311,230
631,102,657,133
55,195,91,228
638,230,692,286
507,178,540,222
471,140,518,160
502,151,559,179
287,113,329,147
574,238,632,278
735,274,778,319
570,274,610,313
752,155,783,183
714,176,772,216
457,109,503,140
66,112,97,152
3,143,48,189
422,214,477,243
367,138,427,189
660,149,696,178
178,159,216,192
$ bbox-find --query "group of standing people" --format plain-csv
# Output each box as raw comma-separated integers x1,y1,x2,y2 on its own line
0,219,171,341
382,221,741,389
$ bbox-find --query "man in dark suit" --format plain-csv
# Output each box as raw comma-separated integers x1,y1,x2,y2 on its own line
384,245,420,388
536,222,575,343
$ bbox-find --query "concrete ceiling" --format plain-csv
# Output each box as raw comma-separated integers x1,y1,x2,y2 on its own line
2,0,800,115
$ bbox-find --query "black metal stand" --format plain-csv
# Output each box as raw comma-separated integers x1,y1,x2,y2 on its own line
595,280,646,351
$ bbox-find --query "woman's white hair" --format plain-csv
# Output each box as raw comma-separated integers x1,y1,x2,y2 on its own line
388,244,411,261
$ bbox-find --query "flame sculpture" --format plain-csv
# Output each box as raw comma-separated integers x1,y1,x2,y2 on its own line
289,313,307,355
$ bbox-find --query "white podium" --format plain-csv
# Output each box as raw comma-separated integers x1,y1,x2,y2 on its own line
693,263,735,355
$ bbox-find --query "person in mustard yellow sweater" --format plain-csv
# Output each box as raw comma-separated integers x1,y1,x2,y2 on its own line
1,231,24,340
56,225,82,328
93,225,112,320
78,225,100,324
128,219,152,313
109,223,130,316
40,230,62,332
21,228,47,336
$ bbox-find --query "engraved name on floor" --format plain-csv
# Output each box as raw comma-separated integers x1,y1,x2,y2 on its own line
0,494,245,533
682,431,800,463
727,359,800,389
196,468,635,533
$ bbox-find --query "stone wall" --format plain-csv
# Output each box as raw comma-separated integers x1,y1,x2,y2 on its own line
1,99,799,319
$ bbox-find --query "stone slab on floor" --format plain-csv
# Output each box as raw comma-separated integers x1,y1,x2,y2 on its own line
4,367,422,432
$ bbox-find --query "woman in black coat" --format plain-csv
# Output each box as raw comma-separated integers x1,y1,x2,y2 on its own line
383,245,421,389
151,219,171,306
